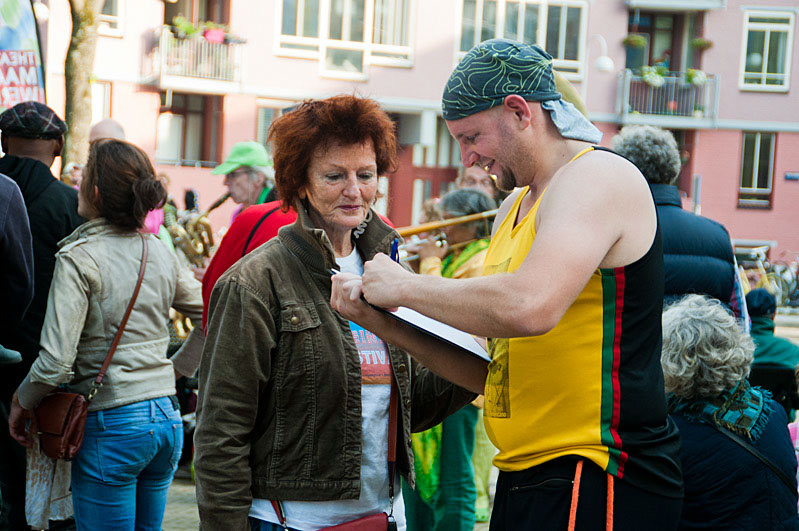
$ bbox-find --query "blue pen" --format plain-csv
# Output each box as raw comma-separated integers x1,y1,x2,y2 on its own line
390,238,399,263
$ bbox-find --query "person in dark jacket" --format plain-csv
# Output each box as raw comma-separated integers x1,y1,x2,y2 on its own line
0,174,33,362
747,288,799,369
662,295,799,530
611,126,747,327
0,101,84,530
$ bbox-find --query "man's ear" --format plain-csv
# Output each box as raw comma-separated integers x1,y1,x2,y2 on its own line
253,171,267,187
298,186,307,200
503,95,532,129
53,136,64,157
0,133,6,154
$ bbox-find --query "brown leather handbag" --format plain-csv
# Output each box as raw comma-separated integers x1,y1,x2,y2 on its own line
34,235,149,460
271,370,399,531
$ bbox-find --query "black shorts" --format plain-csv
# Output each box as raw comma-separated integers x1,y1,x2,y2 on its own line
489,456,682,531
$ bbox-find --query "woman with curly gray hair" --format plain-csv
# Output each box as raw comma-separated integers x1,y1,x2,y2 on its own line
662,295,799,529
611,125,681,185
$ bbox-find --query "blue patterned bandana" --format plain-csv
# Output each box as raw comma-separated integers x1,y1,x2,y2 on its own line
442,39,561,121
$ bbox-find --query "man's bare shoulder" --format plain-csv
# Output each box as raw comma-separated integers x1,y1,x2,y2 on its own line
543,148,651,214
539,148,657,268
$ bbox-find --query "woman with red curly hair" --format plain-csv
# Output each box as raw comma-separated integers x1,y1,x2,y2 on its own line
194,95,475,531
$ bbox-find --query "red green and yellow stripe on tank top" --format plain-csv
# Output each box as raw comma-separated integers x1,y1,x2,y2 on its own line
599,267,629,478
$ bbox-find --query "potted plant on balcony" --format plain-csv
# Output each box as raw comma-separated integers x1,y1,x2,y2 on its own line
642,65,666,88
692,105,705,118
690,37,713,52
201,21,226,44
685,68,708,86
171,15,198,39
622,34,647,49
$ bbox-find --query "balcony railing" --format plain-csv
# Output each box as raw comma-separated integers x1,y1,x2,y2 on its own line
143,27,243,91
617,69,720,127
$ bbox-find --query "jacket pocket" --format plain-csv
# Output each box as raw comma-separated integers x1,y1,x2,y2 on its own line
279,303,321,332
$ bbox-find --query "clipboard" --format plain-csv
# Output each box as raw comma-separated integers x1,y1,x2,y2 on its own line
329,266,489,363
373,305,490,364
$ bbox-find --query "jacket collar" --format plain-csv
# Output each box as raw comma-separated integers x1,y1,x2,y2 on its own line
279,200,398,276
58,218,125,248
650,184,683,208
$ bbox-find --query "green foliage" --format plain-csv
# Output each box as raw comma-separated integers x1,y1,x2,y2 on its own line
685,68,708,86
622,34,647,49
690,37,713,51
172,15,199,38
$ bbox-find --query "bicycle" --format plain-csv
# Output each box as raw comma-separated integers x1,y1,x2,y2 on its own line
735,245,791,307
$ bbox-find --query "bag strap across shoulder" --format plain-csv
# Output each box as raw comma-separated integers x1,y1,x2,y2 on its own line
88,233,148,401
711,421,798,499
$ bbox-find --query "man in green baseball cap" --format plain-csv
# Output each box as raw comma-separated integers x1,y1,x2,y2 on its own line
212,141,275,214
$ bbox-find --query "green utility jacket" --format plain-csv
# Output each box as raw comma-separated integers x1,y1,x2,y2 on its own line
750,315,799,369
194,202,476,530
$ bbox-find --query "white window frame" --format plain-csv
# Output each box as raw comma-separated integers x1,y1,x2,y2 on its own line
273,0,415,81
455,0,587,80
738,10,794,93
98,0,124,38
738,131,775,208
91,81,111,125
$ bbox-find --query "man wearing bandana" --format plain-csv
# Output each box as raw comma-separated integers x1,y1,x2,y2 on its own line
331,40,683,529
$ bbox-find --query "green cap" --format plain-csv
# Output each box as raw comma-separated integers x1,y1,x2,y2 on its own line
211,141,271,175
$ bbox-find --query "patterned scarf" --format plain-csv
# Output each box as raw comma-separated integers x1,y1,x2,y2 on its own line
668,379,773,441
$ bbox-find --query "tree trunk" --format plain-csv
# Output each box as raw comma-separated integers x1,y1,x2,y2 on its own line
62,0,104,169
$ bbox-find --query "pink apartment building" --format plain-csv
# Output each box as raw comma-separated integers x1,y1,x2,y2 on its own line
39,0,798,254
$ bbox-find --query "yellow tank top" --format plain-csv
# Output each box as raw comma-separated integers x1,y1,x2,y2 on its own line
481,147,683,497
482,147,615,473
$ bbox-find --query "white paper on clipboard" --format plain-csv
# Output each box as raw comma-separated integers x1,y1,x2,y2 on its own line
381,306,490,363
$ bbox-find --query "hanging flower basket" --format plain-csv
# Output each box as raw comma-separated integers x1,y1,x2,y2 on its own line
690,37,713,51
622,34,647,49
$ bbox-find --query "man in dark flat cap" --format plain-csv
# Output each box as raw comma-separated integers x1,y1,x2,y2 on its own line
332,40,682,529
0,101,84,529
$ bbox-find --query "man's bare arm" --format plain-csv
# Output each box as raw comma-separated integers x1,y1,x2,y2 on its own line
361,154,655,338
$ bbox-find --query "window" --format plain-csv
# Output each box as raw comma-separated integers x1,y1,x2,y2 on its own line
99,0,123,36
256,107,282,153
458,0,586,77
740,11,794,91
156,93,221,167
739,132,775,208
277,0,413,79
91,82,111,125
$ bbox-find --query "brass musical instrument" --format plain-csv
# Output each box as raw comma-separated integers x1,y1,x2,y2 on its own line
165,193,230,267
164,192,230,340
396,209,498,238
396,209,499,261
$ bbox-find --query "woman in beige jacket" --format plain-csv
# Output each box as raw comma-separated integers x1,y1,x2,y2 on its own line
9,139,202,530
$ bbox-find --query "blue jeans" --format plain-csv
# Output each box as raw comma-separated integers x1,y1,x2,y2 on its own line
71,396,183,531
